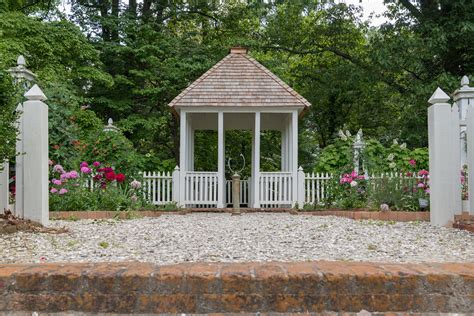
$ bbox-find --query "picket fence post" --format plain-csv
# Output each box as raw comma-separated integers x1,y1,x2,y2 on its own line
22,85,49,225
172,166,180,205
428,87,456,226
0,163,8,211
297,166,305,208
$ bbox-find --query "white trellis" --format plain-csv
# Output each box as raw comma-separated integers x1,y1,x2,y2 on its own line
428,76,474,226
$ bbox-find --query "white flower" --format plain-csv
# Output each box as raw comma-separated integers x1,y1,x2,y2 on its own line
393,139,398,145
345,130,352,137
130,180,141,189
387,153,394,161
389,162,396,169
350,180,358,187
380,203,390,212
338,130,348,141
400,143,407,149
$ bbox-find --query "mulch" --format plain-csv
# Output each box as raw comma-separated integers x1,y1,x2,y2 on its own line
0,209,68,234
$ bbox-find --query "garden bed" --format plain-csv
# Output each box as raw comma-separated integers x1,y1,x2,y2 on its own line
50,208,429,222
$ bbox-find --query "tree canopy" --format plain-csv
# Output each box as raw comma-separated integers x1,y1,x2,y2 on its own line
1,0,472,173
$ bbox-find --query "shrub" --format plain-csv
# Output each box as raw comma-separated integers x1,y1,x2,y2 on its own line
49,161,150,211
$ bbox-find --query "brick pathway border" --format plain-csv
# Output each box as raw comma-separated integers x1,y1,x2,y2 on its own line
49,210,430,222
0,261,472,313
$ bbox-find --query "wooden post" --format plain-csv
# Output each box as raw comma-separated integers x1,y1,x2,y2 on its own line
179,110,187,207
428,87,455,226
22,84,49,225
0,163,8,211
253,112,261,208
172,166,180,205
217,111,224,208
291,111,298,207
297,166,305,209
15,103,24,217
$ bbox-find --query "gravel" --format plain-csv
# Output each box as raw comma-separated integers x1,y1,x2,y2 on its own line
0,213,472,264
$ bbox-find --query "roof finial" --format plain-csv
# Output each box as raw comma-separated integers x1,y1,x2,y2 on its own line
230,46,248,54
17,55,26,67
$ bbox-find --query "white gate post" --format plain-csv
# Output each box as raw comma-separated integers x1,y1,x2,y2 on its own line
0,163,8,211
15,103,24,217
22,85,49,225
297,166,305,208
428,87,455,226
172,166,180,204
467,108,474,217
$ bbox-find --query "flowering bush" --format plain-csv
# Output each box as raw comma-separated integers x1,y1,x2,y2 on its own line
461,165,468,200
49,160,148,211
323,170,368,209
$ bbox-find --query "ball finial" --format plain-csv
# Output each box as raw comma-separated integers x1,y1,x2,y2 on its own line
461,75,470,87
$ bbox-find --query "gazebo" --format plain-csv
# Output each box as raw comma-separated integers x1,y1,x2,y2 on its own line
169,47,311,208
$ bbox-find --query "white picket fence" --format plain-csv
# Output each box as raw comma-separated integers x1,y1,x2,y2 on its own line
87,170,423,207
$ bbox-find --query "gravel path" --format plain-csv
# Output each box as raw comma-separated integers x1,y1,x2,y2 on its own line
0,213,473,264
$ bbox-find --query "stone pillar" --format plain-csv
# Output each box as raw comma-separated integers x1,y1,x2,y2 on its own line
0,163,8,211
232,173,240,213
22,84,49,225
428,87,456,226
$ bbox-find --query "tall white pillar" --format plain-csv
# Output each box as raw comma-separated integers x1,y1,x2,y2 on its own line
451,103,462,215
252,112,261,208
0,163,8,211
22,85,49,225
453,76,474,168
15,103,24,217
178,110,187,207
217,111,225,208
281,122,289,171
428,88,455,226
291,111,298,207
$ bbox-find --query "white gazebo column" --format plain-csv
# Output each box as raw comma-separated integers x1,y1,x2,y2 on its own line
187,117,194,171
252,112,261,208
217,111,225,208
178,110,187,207
291,111,298,207
281,123,289,171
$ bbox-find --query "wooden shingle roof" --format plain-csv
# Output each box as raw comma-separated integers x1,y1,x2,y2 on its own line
168,48,311,109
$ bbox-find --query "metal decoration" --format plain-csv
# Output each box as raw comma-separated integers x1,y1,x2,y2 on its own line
227,153,245,176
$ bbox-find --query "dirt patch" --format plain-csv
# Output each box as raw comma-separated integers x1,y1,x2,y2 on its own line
0,209,67,234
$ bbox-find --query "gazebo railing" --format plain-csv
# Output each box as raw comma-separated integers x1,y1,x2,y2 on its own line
226,178,249,206
259,172,293,206
184,171,219,206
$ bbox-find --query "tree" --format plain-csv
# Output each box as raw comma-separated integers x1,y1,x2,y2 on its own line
0,71,19,170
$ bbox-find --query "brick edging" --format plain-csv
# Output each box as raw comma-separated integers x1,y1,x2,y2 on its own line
50,210,429,222
0,261,472,313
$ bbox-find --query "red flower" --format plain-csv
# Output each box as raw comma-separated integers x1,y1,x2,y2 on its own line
103,167,114,173
105,172,116,181
115,173,125,183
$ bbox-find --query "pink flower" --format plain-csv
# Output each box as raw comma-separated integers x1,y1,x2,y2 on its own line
418,170,429,177
351,170,358,178
53,164,65,174
69,171,79,179
80,166,91,174
417,182,425,188
461,175,465,184
60,173,69,180
425,188,430,194
48,159,53,166
50,188,58,194
80,161,89,168
59,188,68,195
131,194,138,202
409,159,416,166
51,179,62,186
93,161,101,167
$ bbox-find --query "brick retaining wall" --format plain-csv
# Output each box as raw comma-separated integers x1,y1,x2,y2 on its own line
50,210,430,222
0,261,472,313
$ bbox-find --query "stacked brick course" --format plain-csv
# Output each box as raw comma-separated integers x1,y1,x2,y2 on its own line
0,261,472,313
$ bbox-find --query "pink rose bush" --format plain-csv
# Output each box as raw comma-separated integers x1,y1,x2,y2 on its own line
49,161,146,212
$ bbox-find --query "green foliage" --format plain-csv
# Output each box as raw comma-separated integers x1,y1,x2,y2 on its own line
0,70,19,169
367,177,419,211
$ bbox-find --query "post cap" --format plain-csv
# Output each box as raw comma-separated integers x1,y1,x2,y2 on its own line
17,55,26,67
428,87,450,104
24,84,47,101
461,75,469,87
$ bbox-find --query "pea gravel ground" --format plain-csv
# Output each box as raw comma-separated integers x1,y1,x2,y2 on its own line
0,213,473,264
